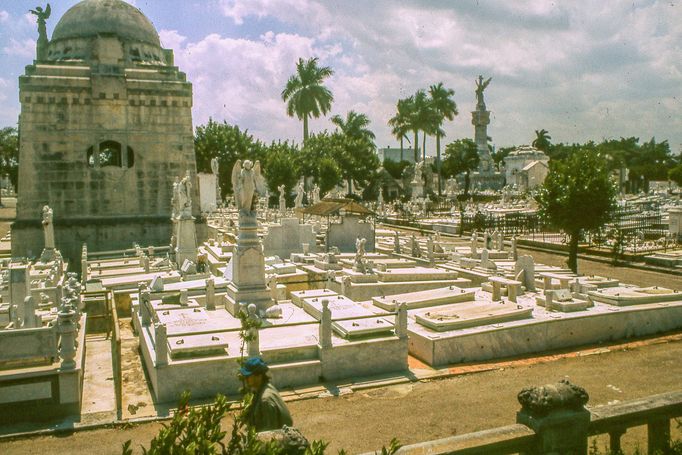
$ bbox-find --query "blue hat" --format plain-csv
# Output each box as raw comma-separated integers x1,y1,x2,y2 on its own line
240,357,269,377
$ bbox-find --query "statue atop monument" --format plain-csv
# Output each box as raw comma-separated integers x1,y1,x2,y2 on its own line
475,75,492,110
30,4,51,61
177,171,193,218
231,159,265,212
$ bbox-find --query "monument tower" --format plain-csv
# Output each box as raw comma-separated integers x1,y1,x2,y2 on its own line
470,75,504,190
13,0,201,263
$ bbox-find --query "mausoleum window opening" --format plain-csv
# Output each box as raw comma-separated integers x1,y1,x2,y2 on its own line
86,141,134,168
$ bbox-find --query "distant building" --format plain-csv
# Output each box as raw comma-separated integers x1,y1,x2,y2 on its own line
377,147,418,164
516,160,549,191
504,145,550,189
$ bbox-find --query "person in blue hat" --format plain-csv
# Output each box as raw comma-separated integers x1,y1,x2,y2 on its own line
240,356,293,432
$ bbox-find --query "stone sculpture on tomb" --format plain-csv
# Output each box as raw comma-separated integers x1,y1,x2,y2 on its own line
411,234,422,258
325,270,334,290
294,181,305,208
178,171,193,218
278,184,286,213
232,160,265,212
211,157,221,205
311,184,320,205
393,231,401,254
41,205,56,261
30,4,50,61
267,273,278,303
353,237,368,273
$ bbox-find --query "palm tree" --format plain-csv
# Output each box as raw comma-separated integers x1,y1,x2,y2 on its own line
281,57,334,143
331,111,376,195
387,98,412,162
331,111,376,143
428,83,458,194
412,89,438,162
532,129,552,152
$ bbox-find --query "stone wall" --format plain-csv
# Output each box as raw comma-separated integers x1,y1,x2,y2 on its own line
13,47,200,263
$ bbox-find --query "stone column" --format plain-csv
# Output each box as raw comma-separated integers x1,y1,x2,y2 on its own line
247,327,260,357
516,379,590,455
140,289,152,326
57,302,77,369
394,302,408,339
155,323,168,366
179,289,189,306
491,280,502,301
23,296,37,328
510,236,518,261
205,277,216,310
319,299,332,349
508,283,519,303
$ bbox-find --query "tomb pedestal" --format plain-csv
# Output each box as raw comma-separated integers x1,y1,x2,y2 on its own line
175,216,198,267
224,211,273,315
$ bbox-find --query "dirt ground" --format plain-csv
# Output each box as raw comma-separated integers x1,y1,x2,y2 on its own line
1,334,681,454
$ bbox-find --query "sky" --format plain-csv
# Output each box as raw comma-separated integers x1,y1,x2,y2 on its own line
0,0,680,154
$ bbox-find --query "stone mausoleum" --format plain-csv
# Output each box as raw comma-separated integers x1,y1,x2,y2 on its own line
12,0,201,264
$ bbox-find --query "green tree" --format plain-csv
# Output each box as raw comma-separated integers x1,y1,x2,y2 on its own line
261,141,300,205
532,129,552,152
331,111,378,196
383,160,411,180
442,139,479,198
492,145,514,169
535,150,617,273
0,126,19,206
281,57,334,143
331,111,376,143
194,119,264,199
428,83,458,195
387,99,412,162
298,132,343,196
669,163,682,188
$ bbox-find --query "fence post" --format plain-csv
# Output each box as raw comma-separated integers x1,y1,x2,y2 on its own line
648,418,671,454
516,379,590,455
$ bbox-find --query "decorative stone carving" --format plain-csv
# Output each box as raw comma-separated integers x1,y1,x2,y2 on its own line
294,181,304,208
517,379,589,418
231,159,265,212
30,4,51,61
278,184,286,214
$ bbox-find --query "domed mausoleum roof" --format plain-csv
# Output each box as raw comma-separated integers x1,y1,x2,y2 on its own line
51,0,161,47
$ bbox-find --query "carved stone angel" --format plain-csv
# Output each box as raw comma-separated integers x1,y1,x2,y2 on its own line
232,159,266,211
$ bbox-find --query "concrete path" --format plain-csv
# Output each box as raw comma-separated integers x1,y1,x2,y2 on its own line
80,335,117,424
1,331,681,454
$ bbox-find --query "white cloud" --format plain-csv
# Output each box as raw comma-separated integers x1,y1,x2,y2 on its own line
3,38,36,58
209,1,680,149
0,10,9,23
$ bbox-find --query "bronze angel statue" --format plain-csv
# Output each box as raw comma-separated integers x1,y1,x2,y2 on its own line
231,159,266,211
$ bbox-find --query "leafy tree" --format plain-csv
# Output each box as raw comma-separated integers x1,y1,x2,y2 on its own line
0,126,19,206
532,129,552,152
194,119,264,199
387,99,412,162
428,83,458,195
281,57,334,142
442,139,479,198
492,145,514,169
298,132,343,196
535,150,617,273
330,111,379,196
669,163,682,188
383,160,411,180
261,141,300,205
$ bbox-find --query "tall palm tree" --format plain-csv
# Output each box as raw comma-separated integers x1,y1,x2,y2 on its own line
411,89,437,162
281,57,334,143
532,129,552,152
429,83,458,195
388,98,412,162
331,111,376,143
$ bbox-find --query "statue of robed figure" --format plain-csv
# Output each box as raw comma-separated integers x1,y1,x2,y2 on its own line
231,159,266,212
30,4,51,61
